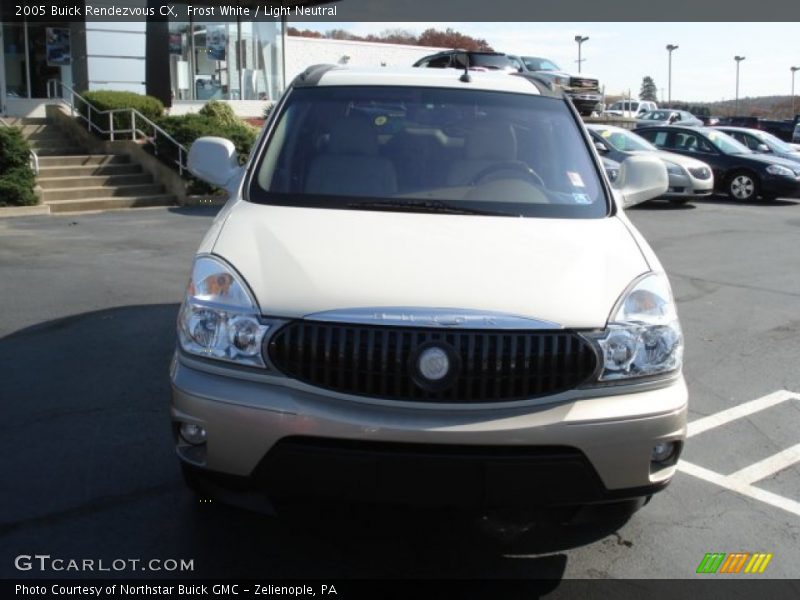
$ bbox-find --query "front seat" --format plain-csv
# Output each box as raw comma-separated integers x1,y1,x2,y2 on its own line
446,122,519,186
305,118,397,197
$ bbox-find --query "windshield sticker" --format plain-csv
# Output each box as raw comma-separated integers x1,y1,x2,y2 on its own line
374,115,388,126
567,171,585,187
572,193,592,205
708,131,718,140
601,130,612,138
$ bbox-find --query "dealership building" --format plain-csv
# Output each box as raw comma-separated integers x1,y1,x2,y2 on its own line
0,2,296,117
0,2,442,118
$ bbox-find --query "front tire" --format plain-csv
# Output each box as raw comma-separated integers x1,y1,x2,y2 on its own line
727,171,759,201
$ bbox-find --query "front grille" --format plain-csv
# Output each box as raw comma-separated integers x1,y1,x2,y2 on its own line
688,167,711,180
267,321,598,403
570,77,599,89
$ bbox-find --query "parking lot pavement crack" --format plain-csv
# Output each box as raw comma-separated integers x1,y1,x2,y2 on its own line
670,272,800,299
0,481,182,537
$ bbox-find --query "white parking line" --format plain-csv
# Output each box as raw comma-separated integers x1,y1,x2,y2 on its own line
679,460,800,518
678,389,800,518
687,389,796,438
728,443,800,486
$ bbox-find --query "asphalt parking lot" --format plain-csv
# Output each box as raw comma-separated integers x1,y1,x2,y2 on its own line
1,197,798,580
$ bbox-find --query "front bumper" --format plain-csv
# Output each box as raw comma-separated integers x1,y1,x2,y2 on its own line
565,91,602,111
761,175,800,198
663,171,714,199
171,354,687,509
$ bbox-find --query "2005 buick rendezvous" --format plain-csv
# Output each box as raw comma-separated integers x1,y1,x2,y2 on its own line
170,66,686,519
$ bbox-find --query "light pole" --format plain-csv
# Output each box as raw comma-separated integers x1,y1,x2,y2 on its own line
575,35,589,74
666,44,678,107
792,66,800,117
734,56,746,115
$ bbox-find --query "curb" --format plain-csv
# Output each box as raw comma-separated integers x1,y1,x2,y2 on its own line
0,204,51,218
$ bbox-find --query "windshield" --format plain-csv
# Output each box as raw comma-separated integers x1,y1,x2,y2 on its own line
520,57,561,72
756,130,794,152
641,111,673,121
459,54,516,71
251,86,608,219
592,127,656,152
706,129,752,154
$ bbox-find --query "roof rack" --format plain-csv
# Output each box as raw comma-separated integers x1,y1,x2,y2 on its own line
291,64,338,88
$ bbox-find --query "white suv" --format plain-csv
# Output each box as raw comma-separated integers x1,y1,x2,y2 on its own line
606,100,658,119
171,66,684,521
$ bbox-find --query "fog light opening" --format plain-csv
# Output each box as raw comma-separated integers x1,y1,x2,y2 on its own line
180,423,207,445
651,441,677,464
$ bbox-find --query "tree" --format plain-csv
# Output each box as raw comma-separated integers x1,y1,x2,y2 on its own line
417,28,493,51
639,76,658,102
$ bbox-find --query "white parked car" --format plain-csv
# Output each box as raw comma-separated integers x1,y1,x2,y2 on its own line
588,124,714,204
606,100,658,119
172,66,684,521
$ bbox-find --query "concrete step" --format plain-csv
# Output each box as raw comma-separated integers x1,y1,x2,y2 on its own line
29,140,76,150
37,173,153,189
24,131,72,142
46,195,176,213
3,117,48,126
37,154,130,167
18,124,58,135
38,163,142,177
42,183,165,202
33,146,90,156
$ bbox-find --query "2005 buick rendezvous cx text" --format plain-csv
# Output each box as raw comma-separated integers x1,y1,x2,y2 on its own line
169,65,686,520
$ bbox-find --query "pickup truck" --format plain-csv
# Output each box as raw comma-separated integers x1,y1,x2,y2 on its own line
508,55,602,116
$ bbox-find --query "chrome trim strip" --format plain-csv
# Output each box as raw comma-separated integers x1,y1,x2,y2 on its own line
301,307,563,330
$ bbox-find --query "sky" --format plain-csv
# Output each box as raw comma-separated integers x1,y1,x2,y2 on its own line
295,22,800,103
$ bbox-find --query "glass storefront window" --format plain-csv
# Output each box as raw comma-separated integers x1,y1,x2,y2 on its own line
168,12,283,102
3,23,28,98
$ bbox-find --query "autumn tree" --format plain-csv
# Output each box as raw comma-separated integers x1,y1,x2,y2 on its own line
418,28,493,51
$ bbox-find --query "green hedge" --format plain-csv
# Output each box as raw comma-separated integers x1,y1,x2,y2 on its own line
0,128,37,207
198,101,239,127
79,90,165,139
155,113,258,193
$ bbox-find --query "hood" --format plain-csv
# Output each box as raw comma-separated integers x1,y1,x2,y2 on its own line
653,150,712,169
211,203,650,329
740,152,800,170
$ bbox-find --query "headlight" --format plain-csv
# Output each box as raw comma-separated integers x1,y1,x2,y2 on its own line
588,272,683,382
665,162,683,176
177,255,271,367
554,76,570,86
766,164,794,177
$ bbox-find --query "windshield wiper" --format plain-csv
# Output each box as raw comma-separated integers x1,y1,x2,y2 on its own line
346,199,517,217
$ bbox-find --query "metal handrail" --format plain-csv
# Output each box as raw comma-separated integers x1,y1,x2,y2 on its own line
0,117,41,176
47,79,188,176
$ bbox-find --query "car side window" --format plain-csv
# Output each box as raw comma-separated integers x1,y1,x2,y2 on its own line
427,55,451,68
641,130,669,148
740,134,760,150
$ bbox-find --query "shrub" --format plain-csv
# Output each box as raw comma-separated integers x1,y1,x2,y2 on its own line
198,101,239,126
79,90,165,140
0,128,37,207
263,103,275,120
0,126,32,173
156,113,258,165
0,180,36,207
155,113,258,194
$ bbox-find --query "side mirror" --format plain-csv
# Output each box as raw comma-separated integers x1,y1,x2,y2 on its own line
755,143,770,153
187,136,243,190
617,155,669,208
594,140,609,153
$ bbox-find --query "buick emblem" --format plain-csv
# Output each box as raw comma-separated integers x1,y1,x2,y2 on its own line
417,346,450,381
